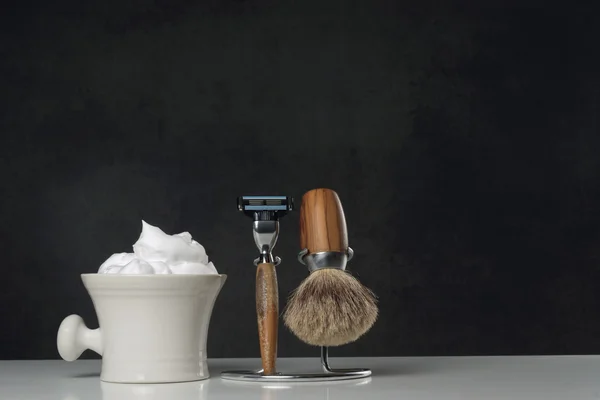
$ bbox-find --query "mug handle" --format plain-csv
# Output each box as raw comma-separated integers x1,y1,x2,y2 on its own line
57,314,103,361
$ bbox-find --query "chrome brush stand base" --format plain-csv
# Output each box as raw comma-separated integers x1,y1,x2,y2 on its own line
220,346,371,382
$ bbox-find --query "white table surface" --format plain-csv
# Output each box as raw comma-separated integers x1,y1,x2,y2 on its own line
2,356,600,399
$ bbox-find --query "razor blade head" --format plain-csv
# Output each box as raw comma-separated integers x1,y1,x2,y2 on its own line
238,195,294,221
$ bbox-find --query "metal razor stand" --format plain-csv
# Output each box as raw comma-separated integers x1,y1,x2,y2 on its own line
220,345,371,382
221,246,371,383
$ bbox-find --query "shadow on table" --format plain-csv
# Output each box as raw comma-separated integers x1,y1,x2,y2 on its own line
71,372,101,378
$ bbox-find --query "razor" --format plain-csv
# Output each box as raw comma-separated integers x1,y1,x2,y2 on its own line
237,195,293,375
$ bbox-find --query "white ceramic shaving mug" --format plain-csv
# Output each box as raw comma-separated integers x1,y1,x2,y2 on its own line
57,273,227,383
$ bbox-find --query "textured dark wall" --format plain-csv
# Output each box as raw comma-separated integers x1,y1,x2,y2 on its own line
2,0,600,359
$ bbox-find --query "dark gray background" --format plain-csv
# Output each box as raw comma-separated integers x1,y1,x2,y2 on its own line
2,0,600,359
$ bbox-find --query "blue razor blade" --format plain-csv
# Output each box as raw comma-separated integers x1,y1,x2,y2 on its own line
245,205,287,210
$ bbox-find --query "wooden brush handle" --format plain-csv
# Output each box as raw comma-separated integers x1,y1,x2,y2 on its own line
256,262,278,375
300,188,348,253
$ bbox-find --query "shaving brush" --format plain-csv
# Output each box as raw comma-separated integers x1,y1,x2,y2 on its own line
283,188,378,347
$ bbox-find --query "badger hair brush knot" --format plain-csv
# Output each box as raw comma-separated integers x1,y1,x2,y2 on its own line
284,268,378,346
283,188,378,347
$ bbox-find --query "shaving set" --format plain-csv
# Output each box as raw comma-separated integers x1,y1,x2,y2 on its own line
56,187,378,384
221,188,379,382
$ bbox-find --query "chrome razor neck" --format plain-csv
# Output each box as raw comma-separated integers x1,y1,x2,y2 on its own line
253,220,279,264
298,248,354,272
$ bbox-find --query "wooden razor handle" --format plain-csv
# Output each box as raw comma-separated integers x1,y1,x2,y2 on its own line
300,188,348,253
256,262,278,375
